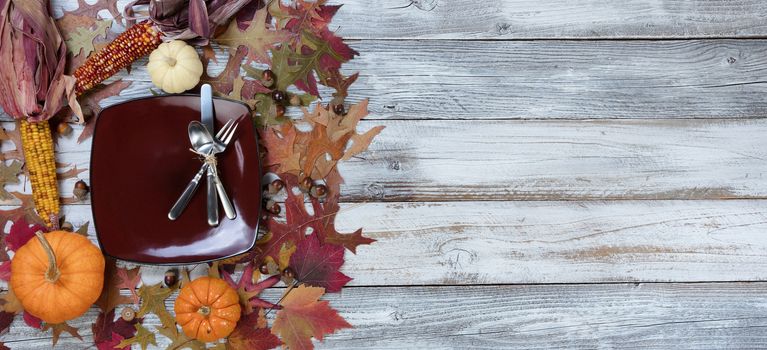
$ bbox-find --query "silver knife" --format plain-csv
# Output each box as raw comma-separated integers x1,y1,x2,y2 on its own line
200,84,214,133
200,84,219,226
201,84,236,221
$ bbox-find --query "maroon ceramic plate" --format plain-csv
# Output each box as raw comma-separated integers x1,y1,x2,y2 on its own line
91,95,261,264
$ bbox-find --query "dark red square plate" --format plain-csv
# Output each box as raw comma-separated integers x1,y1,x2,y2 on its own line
91,95,261,264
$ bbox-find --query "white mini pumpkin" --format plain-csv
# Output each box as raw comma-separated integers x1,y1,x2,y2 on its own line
147,40,203,93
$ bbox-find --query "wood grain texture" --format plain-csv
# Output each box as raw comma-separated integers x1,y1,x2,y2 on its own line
4,283,767,349
329,0,767,40
3,117,767,203
4,40,767,121
341,40,767,120
14,199,767,285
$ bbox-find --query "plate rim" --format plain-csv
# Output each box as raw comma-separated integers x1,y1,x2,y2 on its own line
89,93,262,265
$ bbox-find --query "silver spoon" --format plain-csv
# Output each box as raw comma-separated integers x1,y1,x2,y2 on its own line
189,121,237,223
168,119,236,221
189,121,219,226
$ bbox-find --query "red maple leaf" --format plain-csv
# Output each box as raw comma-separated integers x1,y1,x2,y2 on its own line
289,232,351,293
22,312,41,329
6,218,46,252
221,263,282,314
0,312,13,334
259,175,315,261
227,312,282,350
92,309,138,348
310,169,375,253
259,173,374,262
0,262,10,282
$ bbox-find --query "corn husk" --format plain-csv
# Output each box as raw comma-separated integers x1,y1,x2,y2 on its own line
0,0,81,122
125,0,257,44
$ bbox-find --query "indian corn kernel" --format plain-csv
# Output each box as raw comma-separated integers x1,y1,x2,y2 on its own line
23,21,162,227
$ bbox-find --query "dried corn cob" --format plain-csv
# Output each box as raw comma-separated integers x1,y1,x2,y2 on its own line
19,120,58,226
73,20,162,94
17,21,162,227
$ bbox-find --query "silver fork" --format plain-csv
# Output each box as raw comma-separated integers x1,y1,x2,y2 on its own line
168,119,237,220
206,121,238,220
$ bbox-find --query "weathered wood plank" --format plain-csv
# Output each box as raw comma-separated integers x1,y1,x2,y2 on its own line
5,118,767,203
338,119,767,201
329,0,767,40
27,199,767,285
5,40,767,121
48,0,767,40
342,40,767,120
5,283,767,349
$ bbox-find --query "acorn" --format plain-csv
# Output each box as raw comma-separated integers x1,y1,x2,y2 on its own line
259,263,270,275
261,70,275,87
271,90,287,104
265,200,281,215
164,269,179,287
310,184,328,199
268,179,285,194
299,177,313,192
332,103,345,115
73,180,90,200
57,122,72,136
282,267,295,279
289,94,301,106
121,307,136,322
274,104,286,117
60,222,74,232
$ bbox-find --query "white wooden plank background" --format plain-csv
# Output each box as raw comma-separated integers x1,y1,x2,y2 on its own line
329,0,767,39
2,0,767,348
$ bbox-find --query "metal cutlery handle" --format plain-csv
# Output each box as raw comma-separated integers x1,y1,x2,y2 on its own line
168,165,207,220
207,166,219,226
213,171,236,220
201,84,214,133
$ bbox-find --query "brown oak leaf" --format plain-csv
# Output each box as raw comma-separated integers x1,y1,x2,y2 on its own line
42,321,83,347
0,127,23,161
216,7,292,65
137,283,176,331
96,258,133,313
158,325,206,350
77,80,133,142
116,323,156,350
116,266,142,305
260,123,301,174
0,161,21,201
201,46,248,96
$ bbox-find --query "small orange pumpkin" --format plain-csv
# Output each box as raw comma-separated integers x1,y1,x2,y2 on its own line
10,230,105,323
174,276,241,342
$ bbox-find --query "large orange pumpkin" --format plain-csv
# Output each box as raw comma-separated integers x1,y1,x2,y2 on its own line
10,230,105,323
174,276,241,342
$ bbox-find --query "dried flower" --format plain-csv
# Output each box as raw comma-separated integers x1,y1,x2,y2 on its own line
0,0,81,122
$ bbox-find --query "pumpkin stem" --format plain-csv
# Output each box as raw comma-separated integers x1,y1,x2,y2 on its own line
35,231,60,283
164,57,177,66
198,306,211,317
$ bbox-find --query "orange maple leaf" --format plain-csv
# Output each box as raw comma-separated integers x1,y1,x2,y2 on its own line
271,285,350,350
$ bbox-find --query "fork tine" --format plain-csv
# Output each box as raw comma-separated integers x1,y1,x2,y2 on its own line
222,122,239,145
216,119,234,139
